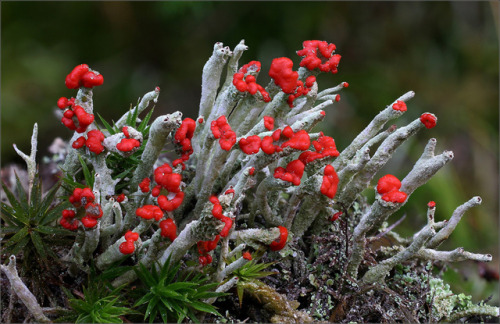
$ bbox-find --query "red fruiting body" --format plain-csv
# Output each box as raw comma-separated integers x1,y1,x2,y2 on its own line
198,235,220,255
297,40,341,74
116,138,141,152
116,193,125,203
72,136,86,149
249,167,255,175
158,192,185,212
57,97,74,109
381,190,407,203
139,178,151,193
330,211,342,222
85,202,103,219
239,135,262,155
174,118,196,160
212,203,223,218
261,136,276,154
61,117,76,130
211,116,236,151
343,82,349,88
65,64,104,89
286,77,316,108
272,129,282,141
281,130,311,151
376,174,401,194
298,151,323,164
420,113,437,129
209,196,233,237
198,255,209,266
154,163,182,193
136,205,164,221
320,165,339,199
209,195,220,205
85,129,105,154
376,174,407,203
197,235,220,266
282,126,294,138
81,216,98,228
305,76,316,88
159,218,177,241
60,209,79,230
172,159,186,170
122,127,130,138
263,116,275,131
151,185,161,197
80,71,104,88
269,57,299,94
335,95,341,102
242,251,252,260
119,241,135,255
65,64,89,89
198,117,204,124
225,188,235,195
219,218,233,238
62,209,76,219
428,201,436,208
124,230,139,242
60,103,95,133
63,110,74,118
299,133,339,165
274,159,305,186
219,130,237,151
69,187,95,207
60,217,79,231
73,106,94,129
269,226,288,251
392,100,407,112
232,61,271,102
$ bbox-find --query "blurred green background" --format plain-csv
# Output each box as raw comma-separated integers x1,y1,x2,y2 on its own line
2,2,498,303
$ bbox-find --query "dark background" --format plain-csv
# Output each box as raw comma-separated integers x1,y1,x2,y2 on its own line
2,2,498,304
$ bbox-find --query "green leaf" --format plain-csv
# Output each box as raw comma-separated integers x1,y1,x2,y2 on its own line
14,174,29,214
99,265,133,282
39,201,70,226
144,296,159,320
9,236,31,255
1,182,28,224
97,113,117,135
189,300,220,315
3,226,29,248
35,225,75,236
37,181,62,217
237,283,245,307
1,203,25,227
78,155,94,188
61,176,85,189
134,263,157,287
138,106,154,133
29,175,42,215
0,225,22,235
30,231,47,259
111,166,135,181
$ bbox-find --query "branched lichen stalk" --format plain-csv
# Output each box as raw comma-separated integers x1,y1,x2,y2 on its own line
417,247,492,263
130,112,182,192
0,256,50,323
333,91,414,172
115,87,160,129
361,223,435,285
13,123,38,202
426,196,482,249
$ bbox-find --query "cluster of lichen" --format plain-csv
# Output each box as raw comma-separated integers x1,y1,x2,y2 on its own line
1,39,498,323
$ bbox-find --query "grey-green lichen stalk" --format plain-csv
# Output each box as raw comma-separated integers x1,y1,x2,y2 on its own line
2,40,497,323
